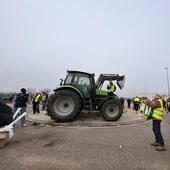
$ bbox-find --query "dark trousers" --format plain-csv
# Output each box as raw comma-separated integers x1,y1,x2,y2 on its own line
33,102,40,114
152,120,165,146
134,104,139,111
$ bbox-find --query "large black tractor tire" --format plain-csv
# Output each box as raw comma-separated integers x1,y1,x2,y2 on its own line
100,99,123,121
47,90,81,122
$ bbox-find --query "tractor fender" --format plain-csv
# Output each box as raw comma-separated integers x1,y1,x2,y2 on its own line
53,85,84,108
98,95,119,109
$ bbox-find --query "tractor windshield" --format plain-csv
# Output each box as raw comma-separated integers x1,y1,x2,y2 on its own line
65,73,74,84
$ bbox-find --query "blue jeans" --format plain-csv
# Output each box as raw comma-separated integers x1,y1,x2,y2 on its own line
152,120,165,146
42,101,47,110
14,107,26,126
20,107,26,125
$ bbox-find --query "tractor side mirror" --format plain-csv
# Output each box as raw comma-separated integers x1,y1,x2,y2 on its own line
60,79,64,86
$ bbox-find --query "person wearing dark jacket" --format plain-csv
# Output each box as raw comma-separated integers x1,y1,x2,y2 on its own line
119,97,125,109
0,101,13,127
127,98,131,108
14,88,29,127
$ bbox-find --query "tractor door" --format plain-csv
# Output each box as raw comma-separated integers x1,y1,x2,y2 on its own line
65,73,93,98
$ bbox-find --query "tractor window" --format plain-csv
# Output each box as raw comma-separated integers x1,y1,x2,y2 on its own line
78,76,90,86
65,73,74,84
72,75,78,84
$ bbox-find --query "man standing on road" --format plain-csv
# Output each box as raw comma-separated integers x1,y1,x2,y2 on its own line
133,96,140,111
32,92,41,114
13,88,29,127
41,92,48,111
127,98,131,108
145,94,166,151
119,97,125,109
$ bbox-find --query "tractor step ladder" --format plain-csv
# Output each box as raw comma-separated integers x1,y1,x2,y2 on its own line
84,99,93,110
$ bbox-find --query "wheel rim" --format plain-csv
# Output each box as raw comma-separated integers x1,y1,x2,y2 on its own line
53,96,75,116
106,103,119,118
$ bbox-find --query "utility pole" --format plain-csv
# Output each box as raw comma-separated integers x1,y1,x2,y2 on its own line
165,67,170,96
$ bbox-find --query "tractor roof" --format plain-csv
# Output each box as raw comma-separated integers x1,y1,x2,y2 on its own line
67,70,95,77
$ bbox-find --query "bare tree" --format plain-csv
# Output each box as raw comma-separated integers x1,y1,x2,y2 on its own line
40,88,52,95
27,88,37,100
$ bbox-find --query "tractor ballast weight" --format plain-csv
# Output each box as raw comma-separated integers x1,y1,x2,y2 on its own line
47,70,125,122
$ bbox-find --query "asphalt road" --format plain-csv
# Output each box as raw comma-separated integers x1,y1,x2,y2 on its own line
0,115,170,170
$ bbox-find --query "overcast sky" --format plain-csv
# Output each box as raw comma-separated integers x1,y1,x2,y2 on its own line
0,0,170,97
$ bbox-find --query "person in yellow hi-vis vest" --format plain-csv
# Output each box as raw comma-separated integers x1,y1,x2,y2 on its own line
32,92,42,114
145,94,166,151
133,96,141,111
107,81,116,96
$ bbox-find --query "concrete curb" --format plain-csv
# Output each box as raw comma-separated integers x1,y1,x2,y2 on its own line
26,115,148,127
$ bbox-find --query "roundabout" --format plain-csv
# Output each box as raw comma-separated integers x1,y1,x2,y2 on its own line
26,106,147,127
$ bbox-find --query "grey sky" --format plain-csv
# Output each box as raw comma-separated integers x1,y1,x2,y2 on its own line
0,0,170,97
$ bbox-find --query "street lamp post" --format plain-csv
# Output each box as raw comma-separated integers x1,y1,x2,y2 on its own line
165,67,170,96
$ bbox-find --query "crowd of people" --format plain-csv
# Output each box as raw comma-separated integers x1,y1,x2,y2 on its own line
124,96,170,113
0,89,49,128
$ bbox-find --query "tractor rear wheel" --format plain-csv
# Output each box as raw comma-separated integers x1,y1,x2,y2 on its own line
100,99,123,121
47,90,81,122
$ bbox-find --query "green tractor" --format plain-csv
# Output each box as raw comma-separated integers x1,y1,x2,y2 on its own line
47,70,125,122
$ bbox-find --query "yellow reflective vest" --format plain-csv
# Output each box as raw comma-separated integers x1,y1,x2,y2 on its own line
152,99,165,120
134,97,140,102
107,84,116,93
34,94,41,102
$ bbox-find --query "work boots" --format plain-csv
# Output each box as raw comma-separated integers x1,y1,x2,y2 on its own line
150,142,166,151
155,146,166,151
150,142,160,146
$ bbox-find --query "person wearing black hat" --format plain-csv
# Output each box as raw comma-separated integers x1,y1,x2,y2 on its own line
13,88,29,127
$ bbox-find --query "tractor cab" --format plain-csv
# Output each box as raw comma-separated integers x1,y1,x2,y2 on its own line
62,70,95,98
